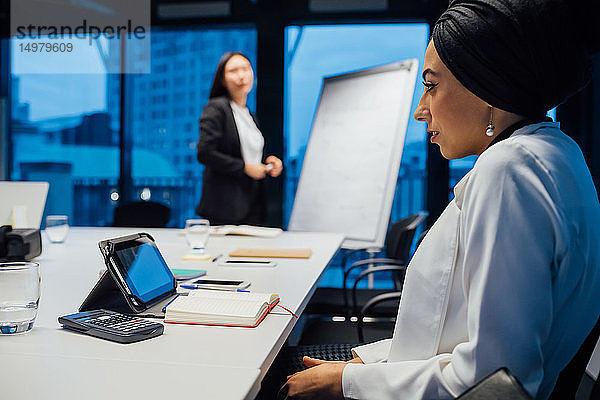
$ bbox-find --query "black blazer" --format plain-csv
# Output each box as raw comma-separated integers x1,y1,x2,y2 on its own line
196,96,265,224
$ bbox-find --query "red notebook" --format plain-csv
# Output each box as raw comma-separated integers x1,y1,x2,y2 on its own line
164,290,279,328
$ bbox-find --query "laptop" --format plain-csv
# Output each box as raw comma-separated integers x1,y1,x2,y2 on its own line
0,181,49,228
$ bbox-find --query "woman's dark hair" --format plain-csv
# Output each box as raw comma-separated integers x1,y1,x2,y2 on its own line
208,51,251,99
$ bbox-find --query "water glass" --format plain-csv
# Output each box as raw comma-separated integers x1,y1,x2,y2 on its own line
185,219,210,254
46,215,69,243
0,262,40,334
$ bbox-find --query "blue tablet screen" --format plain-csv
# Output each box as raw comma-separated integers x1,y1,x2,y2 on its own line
115,242,174,303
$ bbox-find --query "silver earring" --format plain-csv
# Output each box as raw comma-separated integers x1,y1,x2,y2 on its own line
485,107,495,137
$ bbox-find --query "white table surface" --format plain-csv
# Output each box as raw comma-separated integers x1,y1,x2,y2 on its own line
0,227,344,400
1,353,261,400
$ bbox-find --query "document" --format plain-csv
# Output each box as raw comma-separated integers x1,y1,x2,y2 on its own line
229,248,312,259
210,225,283,238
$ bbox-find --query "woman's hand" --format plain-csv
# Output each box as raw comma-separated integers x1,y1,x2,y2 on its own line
265,155,283,177
244,163,267,180
277,356,362,399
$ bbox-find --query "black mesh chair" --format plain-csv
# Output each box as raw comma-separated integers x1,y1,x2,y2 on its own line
299,214,427,345
113,201,171,228
591,375,600,399
453,314,600,399
304,212,428,319
547,314,600,399
455,368,532,399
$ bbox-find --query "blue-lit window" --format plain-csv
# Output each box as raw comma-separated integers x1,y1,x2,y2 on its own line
284,24,430,227
128,27,257,227
10,27,257,228
10,38,121,226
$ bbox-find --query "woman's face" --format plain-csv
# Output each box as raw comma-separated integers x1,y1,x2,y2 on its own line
414,41,492,159
223,55,253,100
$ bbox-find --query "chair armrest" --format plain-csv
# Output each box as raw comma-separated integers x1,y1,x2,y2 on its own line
350,258,404,269
357,291,402,343
341,258,402,316
455,368,532,399
351,265,406,316
354,265,407,287
343,259,403,292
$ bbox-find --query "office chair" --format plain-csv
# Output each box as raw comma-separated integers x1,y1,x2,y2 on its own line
455,368,532,399
592,375,600,400
304,212,428,319
113,201,171,228
548,314,600,399
450,314,600,399
299,217,428,345
355,228,429,342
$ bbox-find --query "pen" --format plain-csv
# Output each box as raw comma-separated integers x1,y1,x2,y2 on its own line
180,285,250,292
211,253,223,262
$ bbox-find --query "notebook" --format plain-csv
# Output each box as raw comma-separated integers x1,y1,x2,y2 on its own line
164,290,280,327
210,225,282,238
169,268,206,281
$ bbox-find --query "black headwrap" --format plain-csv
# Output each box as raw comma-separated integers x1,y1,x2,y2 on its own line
432,0,600,118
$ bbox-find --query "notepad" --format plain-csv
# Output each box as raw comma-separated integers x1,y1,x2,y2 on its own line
164,290,280,327
210,225,283,238
229,248,312,259
181,253,212,261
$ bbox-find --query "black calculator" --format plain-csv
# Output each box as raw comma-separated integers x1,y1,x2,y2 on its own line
58,309,164,344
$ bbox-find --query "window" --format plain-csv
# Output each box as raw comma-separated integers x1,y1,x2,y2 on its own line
128,26,257,227
10,38,121,226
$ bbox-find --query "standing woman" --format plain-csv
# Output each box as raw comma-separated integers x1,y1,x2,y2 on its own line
196,52,283,225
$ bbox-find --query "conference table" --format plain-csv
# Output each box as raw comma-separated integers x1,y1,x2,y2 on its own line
0,227,344,400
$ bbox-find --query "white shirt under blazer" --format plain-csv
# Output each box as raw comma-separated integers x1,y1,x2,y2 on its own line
342,122,600,399
230,100,264,165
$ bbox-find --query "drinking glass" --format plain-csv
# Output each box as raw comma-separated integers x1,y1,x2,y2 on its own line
46,215,69,243
0,262,41,334
185,219,210,254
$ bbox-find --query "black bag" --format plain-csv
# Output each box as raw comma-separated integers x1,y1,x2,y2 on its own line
0,225,42,262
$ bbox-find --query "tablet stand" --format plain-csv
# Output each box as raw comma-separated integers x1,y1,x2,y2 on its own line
79,269,176,318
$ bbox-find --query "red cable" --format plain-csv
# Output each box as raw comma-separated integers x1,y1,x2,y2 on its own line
276,304,298,318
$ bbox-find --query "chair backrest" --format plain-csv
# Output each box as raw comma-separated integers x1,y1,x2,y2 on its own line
548,314,600,399
384,212,427,263
113,201,171,228
591,374,600,399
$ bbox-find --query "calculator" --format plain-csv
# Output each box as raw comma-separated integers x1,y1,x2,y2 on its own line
58,309,164,344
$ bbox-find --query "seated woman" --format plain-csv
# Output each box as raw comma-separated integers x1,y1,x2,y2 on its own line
278,0,600,399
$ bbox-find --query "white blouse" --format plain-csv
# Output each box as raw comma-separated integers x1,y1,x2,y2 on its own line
230,101,264,165
342,122,600,400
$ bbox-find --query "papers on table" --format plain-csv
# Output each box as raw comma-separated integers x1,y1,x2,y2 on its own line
209,225,282,238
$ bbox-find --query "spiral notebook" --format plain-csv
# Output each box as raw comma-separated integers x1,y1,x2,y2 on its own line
164,290,279,328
